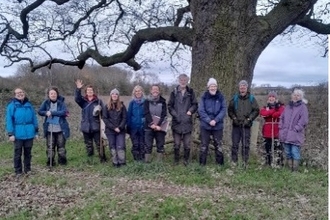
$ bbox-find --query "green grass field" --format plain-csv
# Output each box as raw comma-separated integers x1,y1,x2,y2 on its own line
0,139,327,220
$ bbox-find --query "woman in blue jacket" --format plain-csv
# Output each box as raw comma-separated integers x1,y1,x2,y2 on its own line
38,86,70,167
5,88,39,177
126,85,145,161
198,78,227,165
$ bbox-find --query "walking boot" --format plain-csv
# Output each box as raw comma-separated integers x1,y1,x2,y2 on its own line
292,160,299,172
174,148,180,165
183,148,190,166
145,154,151,163
199,153,207,166
156,153,163,163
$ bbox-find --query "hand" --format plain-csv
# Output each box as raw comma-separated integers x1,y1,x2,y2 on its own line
150,124,157,129
243,118,252,127
233,118,240,127
266,107,269,111
155,126,161,131
9,136,15,142
93,105,102,116
75,79,84,89
209,120,216,126
114,128,120,133
46,111,52,117
34,135,39,140
186,111,192,116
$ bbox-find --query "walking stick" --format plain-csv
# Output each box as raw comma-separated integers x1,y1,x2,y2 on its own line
242,123,246,169
49,123,53,172
271,118,275,167
99,113,104,161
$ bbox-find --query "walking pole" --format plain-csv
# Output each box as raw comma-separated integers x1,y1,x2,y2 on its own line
99,113,104,161
242,123,246,169
271,118,275,167
49,123,53,172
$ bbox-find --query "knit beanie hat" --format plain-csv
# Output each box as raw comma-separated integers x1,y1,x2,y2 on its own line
268,91,277,98
238,80,248,87
207,78,217,87
110,88,120,95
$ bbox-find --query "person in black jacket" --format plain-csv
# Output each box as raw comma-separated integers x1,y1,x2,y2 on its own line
144,84,167,163
74,79,106,163
103,88,127,167
168,74,198,165
227,80,259,168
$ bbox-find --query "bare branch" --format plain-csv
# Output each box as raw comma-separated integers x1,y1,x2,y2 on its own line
174,5,190,27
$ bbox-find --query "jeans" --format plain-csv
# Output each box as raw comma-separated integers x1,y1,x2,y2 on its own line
283,143,301,160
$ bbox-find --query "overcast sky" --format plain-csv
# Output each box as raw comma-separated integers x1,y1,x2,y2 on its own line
0,34,328,88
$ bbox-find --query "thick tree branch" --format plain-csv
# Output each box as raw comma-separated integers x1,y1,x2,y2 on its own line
296,17,330,34
33,26,193,71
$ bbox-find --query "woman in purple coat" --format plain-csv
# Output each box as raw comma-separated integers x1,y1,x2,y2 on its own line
279,89,308,172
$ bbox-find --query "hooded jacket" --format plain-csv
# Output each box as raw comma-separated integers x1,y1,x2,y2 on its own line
6,98,38,140
38,95,70,139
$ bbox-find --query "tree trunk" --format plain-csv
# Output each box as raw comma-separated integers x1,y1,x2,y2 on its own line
190,0,265,100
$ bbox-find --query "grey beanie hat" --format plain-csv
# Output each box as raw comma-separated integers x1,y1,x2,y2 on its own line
110,88,120,95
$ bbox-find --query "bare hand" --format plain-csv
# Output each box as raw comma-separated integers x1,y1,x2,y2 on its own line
155,126,161,131
114,128,120,133
9,136,15,142
46,111,52,117
150,124,156,129
75,79,84,89
209,120,216,126
186,111,192,116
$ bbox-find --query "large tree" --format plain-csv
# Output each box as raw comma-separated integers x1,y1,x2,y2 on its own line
0,0,329,98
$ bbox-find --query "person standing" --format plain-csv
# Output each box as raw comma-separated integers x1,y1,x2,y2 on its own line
126,85,146,162
5,88,39,177
228,80,259,167
74,79,106,163
198,78,226,165
168,74,198,165
103,89,127,167
260,91,284,166
38,86,70,167
144,84,167,163
279,89,308,172
260,91,285,166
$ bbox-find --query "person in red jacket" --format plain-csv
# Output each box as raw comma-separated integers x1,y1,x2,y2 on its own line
260,91,285,166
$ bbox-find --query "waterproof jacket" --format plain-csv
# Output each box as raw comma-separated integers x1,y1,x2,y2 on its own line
103,102,127,134
38,96,70,139
198,90,227,130
168,86,198,134
6,98,38,140
228,92,259,127
279,100,308,146
127,98,145,132
144,96,167,130
74,88,104,133
260,102,285,139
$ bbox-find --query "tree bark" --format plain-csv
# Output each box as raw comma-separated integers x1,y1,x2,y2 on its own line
189,0,263,100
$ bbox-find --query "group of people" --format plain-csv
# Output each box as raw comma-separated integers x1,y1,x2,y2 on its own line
5,74,309,177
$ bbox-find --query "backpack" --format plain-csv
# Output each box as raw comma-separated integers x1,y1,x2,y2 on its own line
233,93,254,110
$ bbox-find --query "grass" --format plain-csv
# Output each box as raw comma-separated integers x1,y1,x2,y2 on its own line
0,139,328,220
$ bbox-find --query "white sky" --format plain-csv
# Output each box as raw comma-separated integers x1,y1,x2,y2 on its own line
0,34,328,88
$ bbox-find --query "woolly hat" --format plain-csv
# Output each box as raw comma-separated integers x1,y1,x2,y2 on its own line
207,78,217,87
268,91,277,98
110,88,120,95
238,80,248,87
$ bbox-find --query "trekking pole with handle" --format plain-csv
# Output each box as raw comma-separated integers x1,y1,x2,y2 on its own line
99,112,104,161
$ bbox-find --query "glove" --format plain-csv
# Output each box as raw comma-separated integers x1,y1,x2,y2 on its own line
233,118,240,127
243,118,252,127
93,105,102,116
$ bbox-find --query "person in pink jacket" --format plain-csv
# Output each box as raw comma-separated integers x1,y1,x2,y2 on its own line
260,91,285,166
279,89,309,172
